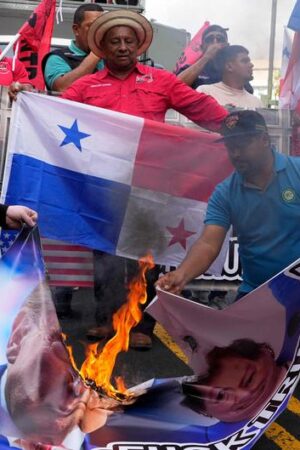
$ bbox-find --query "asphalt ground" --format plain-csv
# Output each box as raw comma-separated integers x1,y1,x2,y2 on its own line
58,287,300,450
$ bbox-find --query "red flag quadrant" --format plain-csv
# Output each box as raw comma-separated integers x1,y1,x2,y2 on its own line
133,118,231,202
15,0,56,90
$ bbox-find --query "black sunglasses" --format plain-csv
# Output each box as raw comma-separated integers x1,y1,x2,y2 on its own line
204,34,227,44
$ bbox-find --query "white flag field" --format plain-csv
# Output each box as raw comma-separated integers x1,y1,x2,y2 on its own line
2,92,232,273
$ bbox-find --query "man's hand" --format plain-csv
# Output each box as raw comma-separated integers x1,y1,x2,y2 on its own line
6,205,38,229
86,51,101,64
8,82,33,101
80,389,116,433
203,42,227,62
156,269,187,295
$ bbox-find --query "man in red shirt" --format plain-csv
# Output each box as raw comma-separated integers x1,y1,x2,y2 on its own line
62,10,227,129
0,54,31,87
61,10,228,348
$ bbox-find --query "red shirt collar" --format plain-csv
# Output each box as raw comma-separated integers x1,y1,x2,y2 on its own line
96,62,148,80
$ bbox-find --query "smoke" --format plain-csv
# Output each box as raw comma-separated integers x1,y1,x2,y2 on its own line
118,196,168,259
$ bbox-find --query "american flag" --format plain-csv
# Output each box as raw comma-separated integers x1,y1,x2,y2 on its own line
42,239,94,287
0,229,18,254
0,230,94,287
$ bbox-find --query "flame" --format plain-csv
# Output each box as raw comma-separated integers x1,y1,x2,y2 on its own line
66,254,154,401
61,332,78,371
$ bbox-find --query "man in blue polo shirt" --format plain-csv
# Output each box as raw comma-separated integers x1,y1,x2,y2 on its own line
157,110,300,297
43,3,104,93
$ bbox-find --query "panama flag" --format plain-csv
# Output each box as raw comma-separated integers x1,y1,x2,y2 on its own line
2,93,232,271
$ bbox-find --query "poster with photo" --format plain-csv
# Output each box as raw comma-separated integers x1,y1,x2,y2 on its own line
0,228,300,450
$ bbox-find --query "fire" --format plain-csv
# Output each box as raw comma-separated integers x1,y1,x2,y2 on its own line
61,333,78,370
66,254,155,401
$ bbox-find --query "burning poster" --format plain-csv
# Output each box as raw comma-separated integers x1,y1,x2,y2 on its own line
0,228,154,449
0,227,300,449
88,260,300,449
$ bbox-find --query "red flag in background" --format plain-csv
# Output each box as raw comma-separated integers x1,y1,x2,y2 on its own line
174,21,210,74
14,0,56,90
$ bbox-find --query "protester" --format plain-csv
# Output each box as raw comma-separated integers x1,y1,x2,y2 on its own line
60,9,228,348
197,45,263,109
182,339,287,422
0,204,37,229
176,24,253,94
42,3,104,92
0,55,31,88
176,24,228,89
157,110,300,298
0,54,32,102
195,45,262,306
63,10,227,128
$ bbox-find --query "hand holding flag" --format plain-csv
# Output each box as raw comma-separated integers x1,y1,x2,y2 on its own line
5,205,38,229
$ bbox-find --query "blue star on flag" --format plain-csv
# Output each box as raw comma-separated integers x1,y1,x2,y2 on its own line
58,119,90,151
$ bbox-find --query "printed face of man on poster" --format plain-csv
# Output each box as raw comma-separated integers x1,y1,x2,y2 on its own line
2,283,113,446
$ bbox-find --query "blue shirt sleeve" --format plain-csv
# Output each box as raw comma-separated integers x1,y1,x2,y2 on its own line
44,54,72,90
204,183,231,230
44,55,104,90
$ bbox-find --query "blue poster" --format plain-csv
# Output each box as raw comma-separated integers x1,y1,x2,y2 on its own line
0,228,300,450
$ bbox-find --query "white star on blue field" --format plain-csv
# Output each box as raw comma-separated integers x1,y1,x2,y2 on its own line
58,119,90,151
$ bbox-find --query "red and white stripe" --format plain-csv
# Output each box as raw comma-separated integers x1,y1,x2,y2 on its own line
42,239,94,287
